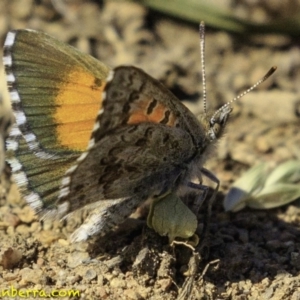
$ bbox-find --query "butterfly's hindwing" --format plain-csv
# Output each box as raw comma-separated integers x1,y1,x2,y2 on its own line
59,122,195,210
56,122,197,240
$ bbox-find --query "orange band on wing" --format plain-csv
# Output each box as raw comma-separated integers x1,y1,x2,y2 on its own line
127,99,177,126
54,69,106,151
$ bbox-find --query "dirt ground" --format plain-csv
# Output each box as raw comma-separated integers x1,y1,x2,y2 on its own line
1,1,300,299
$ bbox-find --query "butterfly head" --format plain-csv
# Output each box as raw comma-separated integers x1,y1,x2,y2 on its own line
198,22,276,144
207,104,232,141
198,103,232,145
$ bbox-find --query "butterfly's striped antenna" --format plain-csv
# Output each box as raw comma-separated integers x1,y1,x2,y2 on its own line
200,21,207,115
211,66,277,124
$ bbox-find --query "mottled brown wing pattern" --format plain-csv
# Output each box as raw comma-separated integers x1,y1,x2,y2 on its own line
93,67,205,144
59,122,197,241
63,123,195,207
53,67,206,241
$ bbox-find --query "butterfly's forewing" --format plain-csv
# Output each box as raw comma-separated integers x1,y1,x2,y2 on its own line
3,30,110,210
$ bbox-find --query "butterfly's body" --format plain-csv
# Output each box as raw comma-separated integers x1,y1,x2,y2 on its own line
3,26,275,242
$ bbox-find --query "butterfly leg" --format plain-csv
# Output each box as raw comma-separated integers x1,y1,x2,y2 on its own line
200,167,220,222
187,182,210,214
69,197,142,242
187,168,220,250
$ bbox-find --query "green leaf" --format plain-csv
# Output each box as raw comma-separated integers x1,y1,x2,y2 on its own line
224,163,268,212
147,192,198,243
225,160,300,211
265,160,300,186
248,183,300,209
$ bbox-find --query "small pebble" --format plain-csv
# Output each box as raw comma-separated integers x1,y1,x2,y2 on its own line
255,136,272,153
123,289,143,300
96,287,108,298
110,277,126,288
67,251,90,268
157,278,173,292
85,269,97,281
16,206,36,223
67,275,82,284
2,212,20,227
16,224,31,236
19,268,45,285
58,239,69,246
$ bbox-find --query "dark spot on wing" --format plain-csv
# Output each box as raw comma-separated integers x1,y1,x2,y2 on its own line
128,126,138,133
91,77,102,89
160,110,170,124
135,138,147,147
145,127,154,138
147,99,158,115
163,133,170,143
75,184,84,192
79,194,86,201
124,165,139,173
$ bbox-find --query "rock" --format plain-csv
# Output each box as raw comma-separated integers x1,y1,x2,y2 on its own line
1,247,22,269
67,251,90,268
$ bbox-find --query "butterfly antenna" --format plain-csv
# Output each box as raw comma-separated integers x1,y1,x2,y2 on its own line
211,66,277,123
200,21,207,115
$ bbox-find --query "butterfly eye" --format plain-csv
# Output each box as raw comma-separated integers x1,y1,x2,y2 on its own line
212,123,221,138
207,122,219,141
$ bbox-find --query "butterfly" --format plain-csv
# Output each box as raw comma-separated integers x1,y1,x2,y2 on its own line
3,23,276,242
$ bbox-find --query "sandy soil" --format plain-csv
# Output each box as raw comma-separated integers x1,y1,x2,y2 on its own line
0,1,300,299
